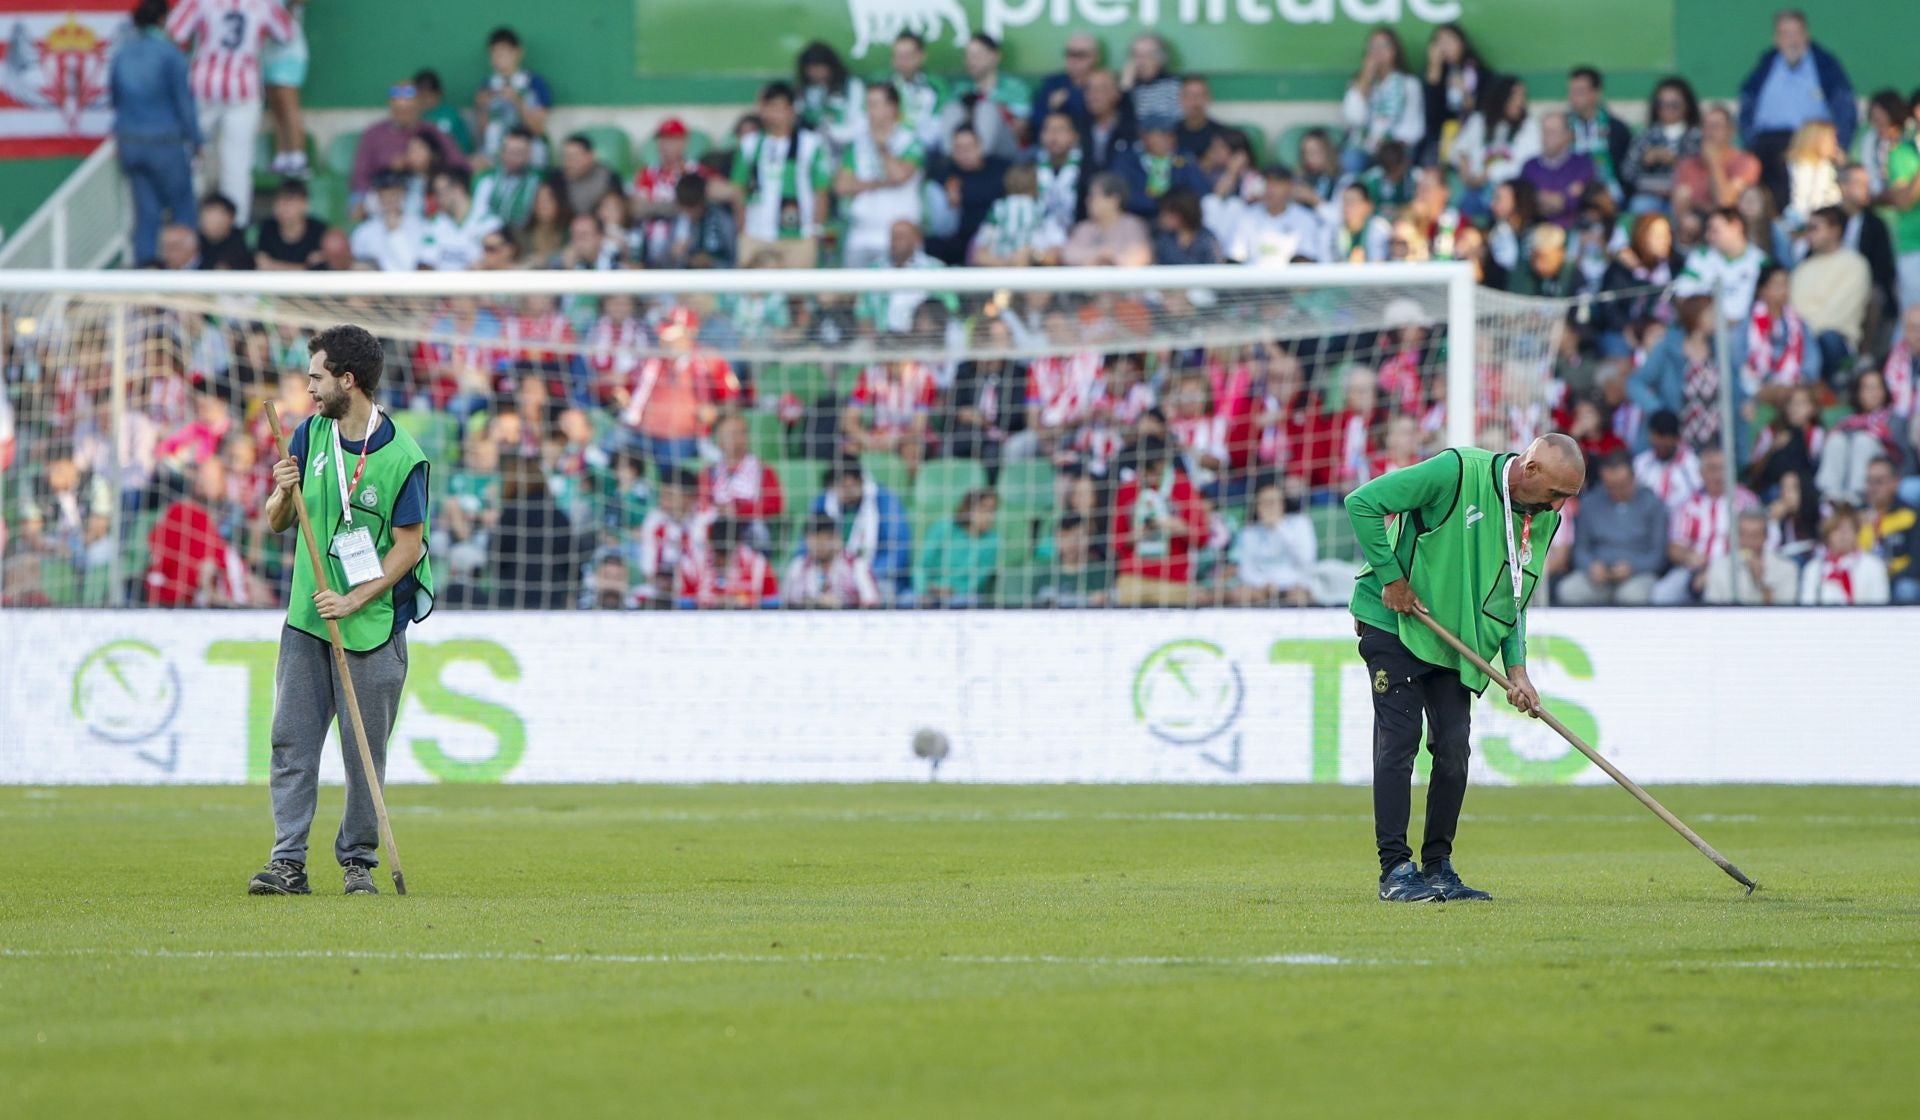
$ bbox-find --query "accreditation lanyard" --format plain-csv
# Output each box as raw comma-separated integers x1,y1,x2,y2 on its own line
1499,456,1533,605
332,406,380,524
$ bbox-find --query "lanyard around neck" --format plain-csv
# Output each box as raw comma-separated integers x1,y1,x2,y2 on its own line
1500,456,1533,604
333,406,380,525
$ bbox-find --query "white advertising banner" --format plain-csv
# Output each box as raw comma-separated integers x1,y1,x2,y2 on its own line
0,609,1909,785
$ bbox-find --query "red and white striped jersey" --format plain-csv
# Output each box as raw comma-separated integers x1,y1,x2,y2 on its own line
684,545,779,608
635,509,703,597
1670,488,1759,564
167,0,294,104
850,362,938,436
1025,351,1104,429
781,551,880,608
1633,447,1704,514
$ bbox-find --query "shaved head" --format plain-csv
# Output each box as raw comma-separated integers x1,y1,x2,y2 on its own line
1510,434,1586,514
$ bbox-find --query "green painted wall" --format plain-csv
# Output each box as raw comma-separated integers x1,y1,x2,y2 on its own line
0,157,80,239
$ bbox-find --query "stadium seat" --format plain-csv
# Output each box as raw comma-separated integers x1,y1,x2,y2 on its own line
774,458,827,525
1309,501,1360,563
755,363,834,406
996,459,1055,513
746,411,787,462
912,459,986,516
859,453,909,499
324,130,361,179
41,557,80,607
577,126,634,177
305,174,348,228
995,519,1039,606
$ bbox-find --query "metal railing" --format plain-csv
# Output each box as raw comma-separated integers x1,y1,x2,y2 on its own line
0,140,130,270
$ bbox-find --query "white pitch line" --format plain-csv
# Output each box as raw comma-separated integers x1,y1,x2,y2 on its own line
0,946,1404,969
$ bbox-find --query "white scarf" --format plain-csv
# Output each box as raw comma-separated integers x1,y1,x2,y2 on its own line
822,476,882,564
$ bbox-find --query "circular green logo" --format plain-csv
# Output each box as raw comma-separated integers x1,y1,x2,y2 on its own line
71,640,180,744
1132,639,1244,745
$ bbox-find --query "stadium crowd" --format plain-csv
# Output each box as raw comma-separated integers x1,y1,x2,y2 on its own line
4,5,1919,609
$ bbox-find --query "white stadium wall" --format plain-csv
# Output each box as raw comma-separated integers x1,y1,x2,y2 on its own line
0,609,1908,786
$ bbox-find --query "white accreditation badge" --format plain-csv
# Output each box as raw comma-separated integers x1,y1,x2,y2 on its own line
329,407,384,587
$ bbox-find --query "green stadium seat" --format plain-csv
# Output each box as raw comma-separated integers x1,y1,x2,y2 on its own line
305,173,348,228
994,518,1039,607
324,130,361,179
912,459,986,515
859,453,909,499
745,411,787,463
41,557,80,607
996,459,1055,514
754,363,834,406
774,458,828,528
576,126,634,177
1309,501,1360,563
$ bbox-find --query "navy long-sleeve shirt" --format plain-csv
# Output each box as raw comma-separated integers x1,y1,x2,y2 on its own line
110,28,200,147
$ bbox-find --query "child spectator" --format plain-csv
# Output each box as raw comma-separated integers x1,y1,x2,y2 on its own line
972,164,1061,267
1227,476,1319,606
685,516,779,609
783,513,880,609
475,27,552,163
1743,262,1812,405
635,467,702,607
812,459,912,601
914,488,1001,608
1033,514,1113,608
1800,505,1890,605
412,67,474,156
196,195,253,270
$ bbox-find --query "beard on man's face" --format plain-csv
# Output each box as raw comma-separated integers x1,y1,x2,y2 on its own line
315,384,351,419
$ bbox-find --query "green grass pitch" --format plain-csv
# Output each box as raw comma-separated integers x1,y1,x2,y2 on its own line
3,783,1916,1118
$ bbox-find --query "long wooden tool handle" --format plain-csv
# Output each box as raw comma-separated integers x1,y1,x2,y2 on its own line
265,403,408,896
1410,608,1756,895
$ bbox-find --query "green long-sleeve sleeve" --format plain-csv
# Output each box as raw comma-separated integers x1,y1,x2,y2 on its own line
1345,453,1463,586
1502,609,1526,669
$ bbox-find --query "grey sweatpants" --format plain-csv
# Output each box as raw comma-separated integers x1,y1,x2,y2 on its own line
269,626,408,868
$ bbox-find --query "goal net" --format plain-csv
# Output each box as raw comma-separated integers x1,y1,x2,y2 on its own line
0,264,1573,613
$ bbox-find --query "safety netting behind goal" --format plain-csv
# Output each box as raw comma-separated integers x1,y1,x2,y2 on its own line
0,267,1578,611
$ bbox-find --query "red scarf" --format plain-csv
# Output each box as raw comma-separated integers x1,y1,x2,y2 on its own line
1822,552,1855,603
1883,343,1916,417
1745,305,1805,390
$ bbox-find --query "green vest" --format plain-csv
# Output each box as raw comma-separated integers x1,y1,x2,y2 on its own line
1352,448,1558,694
288,413,436,653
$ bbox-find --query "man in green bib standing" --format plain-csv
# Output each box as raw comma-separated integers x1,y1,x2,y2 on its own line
1346,434,1584,903
249,325,434,896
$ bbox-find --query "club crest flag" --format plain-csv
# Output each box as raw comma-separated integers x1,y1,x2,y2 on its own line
0,2,128,158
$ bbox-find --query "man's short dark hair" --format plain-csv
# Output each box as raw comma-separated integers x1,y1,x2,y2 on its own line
308,325,385,397
1709,206,1743,228
827,458,864,487
1088,171,1126,200
1261,163,1295,183
488,26,521,48
483,226,518,254
661,466,697,491
1042,110,1079,136
1809,204,1846,232
1059,514,1086,534
759,81,797,106
436,166,473,195
675,172,709,207
1649,409,1681,437
970,32,1000,53
1568,65,1603,88
505,124,536,145
412,68,443,95
1600,448,1634,473
200,193,236,216
564,131,593,154
894,30,925,51
805,512,839,537
1181,74,1209,89
1867,455,1895,474
868,81,901,110
275,178,308,200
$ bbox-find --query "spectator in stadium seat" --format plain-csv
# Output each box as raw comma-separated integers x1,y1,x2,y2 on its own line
1152,187,1223,266
1884,304,1920,427
1674,208,1768,330
614,307,736,476
550,214,620,272
914,488,1001,608
1520,113,1598,229
731,82,833,270
1704,509,1799,604
942,318,1026,473
421,168,503,272
473,126,541,232
1116,116,1209,217
1634,408,1704,510
519,180,571,266
0,554,51,609
1743,263,1819,405
475,227,518,271
1173,75,1223,161
350,172,426,272
1112,436,1207,607
1800,504,1889,605
685,515,779,609
349,81,463,211
411,68,474,157
1620,79,1701,216
436,430,500,590
1033,514,1113,608
1505,224,1579,298
312,227,354,271
1886,108,1920,312
1121,34,1180,128
193,194,253,270
1857,90,1910,197
1859,456,1920,602
474,26,553,165
21,458,113,572
1451,76,1538,218
783,513,880,609
631,119,711,264
549,134,622,225
1032,32,1099,135
1077,70,1137,188
631,467,698,607
1672,105,1762,217
836,83,925,269
662,174,736,269
112,0,202,267
973,164,1065,267
796,41,866,156
1032,112,1083,234
1293,128,1341,208
1328,181,1391,264
812,459,911,601
1419,24,1481,167
1340,28,1423,176
1226,475,1318,607
1063,173,1152,268
254,179,326,270
1783,121,1844,227
886,31,954,157
488,453,584,610
1654,444,1759,605
956,33,1031,162
843,359,937,473
1557,450,1667,606
927,125,1008,264
1838,164,1900,328
855,221,954,334
1205,164,1325,266
144,457,246,607
1565,66,1632,201
698,412,784,548
1632,296,1738,451
1358,140,1417,218
1738,9,1855,218
585,551,633,611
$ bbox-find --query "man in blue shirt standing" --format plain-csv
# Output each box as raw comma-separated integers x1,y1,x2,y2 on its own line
1738,9,1856,213
110,0,201,266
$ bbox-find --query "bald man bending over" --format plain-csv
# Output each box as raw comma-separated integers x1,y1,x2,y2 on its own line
1345,435,1586,902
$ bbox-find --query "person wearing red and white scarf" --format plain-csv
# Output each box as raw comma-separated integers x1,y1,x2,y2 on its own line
1880,304,1920,421
1799,507,1890,605
1632,412,1703,515
1742,265,1807,405
1013,349,1104,460
1652,445,1762,604
504,294,577,398
683,518,780,609
782,514,881,608
698,413,785,529
634,469,705,606
1077,365,1156,472
587,294,647,406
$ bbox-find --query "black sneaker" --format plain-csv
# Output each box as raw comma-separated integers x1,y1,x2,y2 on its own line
1378,860,1444,902
248,859,310,895
343,861,378,896
1424,859,1493,901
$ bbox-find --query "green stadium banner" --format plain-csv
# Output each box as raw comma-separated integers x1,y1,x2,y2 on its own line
633,0,1677,84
